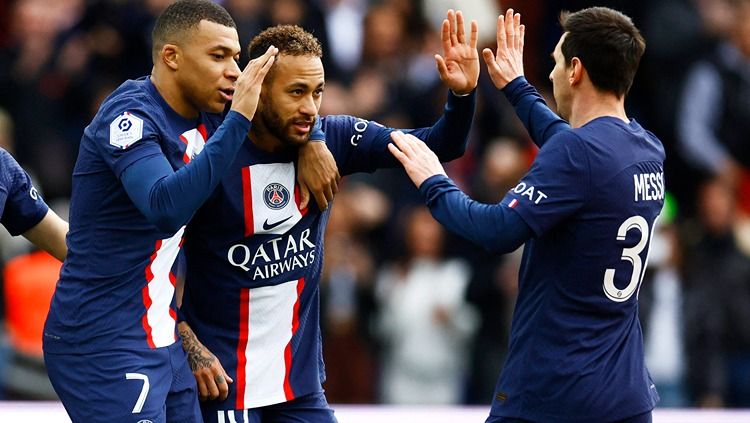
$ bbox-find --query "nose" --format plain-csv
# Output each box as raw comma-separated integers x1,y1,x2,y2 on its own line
299,94,317,116
549,70,553,82
226,60,240,82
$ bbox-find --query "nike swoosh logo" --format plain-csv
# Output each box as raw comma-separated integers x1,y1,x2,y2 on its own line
263,216,293,231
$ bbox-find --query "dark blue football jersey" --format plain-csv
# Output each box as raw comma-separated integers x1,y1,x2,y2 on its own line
0,148,49,235
180,92,474,414
44,76,224,354
490,78,664,422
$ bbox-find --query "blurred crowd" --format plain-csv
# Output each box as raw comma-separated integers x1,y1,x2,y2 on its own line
1,0,750,409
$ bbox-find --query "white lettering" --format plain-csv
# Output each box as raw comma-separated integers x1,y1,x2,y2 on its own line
535,191,548,204
251,244,271,265
228,244,251,271
521,186,535,201
300,229,315,249
284,235,298,256
634,174,644,202
513,182,527,193
268,237,283,260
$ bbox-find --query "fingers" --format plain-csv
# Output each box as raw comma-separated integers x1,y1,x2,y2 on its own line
215,373,229,401
243,45,277,75
519,24,525,54
456,10,466,45
441,18,451,53
496,14,505,55
434,54,449,80
447,9,458,46
387,142,408,165
469,20,478,49
197,378,209,401
514,12,522,51
505,9,515,50
298,181,310,210
313,190,328,211
206,374,220,400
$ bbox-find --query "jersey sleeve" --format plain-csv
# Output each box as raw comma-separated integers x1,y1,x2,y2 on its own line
321,90,475,175
503,76,570,148
92,95,166,178
0,150,49,236
502,130,590,236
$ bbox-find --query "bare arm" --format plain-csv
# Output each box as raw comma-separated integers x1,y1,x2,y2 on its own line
22,209,68,262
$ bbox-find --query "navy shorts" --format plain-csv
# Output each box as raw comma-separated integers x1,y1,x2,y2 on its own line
45,341,202,423
202,391,336,423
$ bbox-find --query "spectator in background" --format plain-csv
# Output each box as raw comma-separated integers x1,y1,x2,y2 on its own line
375,206,477,404
683,178,750,408
639,195,688,407
676,0,750,214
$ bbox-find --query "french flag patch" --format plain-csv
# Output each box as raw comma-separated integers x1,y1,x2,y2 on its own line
509,199,519,208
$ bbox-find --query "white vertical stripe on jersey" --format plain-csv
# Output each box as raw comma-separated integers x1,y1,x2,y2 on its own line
143,226,184,348
239,279,300,407
217,411,225,423
246,163,303,235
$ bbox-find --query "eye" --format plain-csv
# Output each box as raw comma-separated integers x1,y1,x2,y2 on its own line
313,88,324,97
212,53,225,60
291,89,303,95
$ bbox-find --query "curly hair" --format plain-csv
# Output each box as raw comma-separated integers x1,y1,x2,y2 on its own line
247,25,322,60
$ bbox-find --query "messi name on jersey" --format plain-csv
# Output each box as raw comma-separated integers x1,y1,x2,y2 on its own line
633,171,664,202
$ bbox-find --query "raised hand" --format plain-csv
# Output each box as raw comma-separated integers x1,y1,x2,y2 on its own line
387,131,446,188
435,9,479,95
482,9,525,89
230,45,278,120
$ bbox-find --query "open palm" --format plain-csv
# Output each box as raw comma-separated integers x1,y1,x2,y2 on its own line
436,9,479,95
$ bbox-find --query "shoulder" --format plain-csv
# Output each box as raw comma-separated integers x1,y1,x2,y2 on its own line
92,80,164,149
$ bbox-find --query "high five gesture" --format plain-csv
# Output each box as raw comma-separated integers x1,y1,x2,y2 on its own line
483,9,525,89
436,9,479,95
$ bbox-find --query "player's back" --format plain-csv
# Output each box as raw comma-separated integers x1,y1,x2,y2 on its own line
45,77,221,354
495,117,664,423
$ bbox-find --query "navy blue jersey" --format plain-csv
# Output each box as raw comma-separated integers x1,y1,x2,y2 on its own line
0,148,49,235
181,91,474,413
493,78,664,422
44,76,225,354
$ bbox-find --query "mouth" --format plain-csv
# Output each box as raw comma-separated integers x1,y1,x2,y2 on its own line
292,120,313,134
219,87,235,102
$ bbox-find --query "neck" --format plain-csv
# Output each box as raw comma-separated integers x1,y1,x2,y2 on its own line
248,122,287,153
150,67,199,119
568,88,628,128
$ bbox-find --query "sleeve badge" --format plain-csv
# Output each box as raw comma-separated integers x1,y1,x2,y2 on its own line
109,112,144,149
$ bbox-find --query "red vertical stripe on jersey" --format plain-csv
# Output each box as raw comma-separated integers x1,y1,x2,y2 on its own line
141,240,162,349
236,288,250,410
197,123,207,141
179,134,190,164
242,167,254,236
293,185,309,216
283,277,305,400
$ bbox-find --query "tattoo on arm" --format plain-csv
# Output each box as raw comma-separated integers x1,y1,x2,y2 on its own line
179,328,216,372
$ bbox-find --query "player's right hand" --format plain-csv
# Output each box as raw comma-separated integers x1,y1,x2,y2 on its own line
230,45,278,121
483,9,526,89
179,322,234,402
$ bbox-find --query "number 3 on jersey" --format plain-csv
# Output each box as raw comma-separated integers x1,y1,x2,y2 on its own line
603,215,656,302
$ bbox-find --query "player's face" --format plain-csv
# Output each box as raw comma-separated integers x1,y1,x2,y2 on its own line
256,54,324,147
178,20,241,115
549,33,572,121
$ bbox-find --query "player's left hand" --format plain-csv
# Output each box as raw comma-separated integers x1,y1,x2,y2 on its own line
179,322,234,402
436,9,480,96
298,140,340,210
387,131,446,188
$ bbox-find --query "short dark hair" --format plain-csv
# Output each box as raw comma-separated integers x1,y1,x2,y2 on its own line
152,0,236,61
559,7,645,97
247,25,322,60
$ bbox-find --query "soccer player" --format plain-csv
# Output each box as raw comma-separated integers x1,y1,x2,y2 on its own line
0,147,67,261
41,1,311,422
389,7,663,423
177,11,478,423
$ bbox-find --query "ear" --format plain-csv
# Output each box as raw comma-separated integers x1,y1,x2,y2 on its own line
569,57,583,86
161,44,180,71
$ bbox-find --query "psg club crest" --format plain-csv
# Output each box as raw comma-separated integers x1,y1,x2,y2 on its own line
263,183,290,210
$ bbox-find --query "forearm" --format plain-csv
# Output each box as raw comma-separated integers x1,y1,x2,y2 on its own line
420,175,531,253
22,209,68,261
122,112,251,232
503,76,569,147
408,89,477,162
